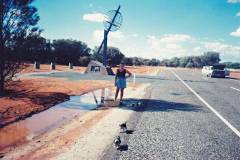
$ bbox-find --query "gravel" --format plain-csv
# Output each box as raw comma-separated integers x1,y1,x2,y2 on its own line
102,69,240,160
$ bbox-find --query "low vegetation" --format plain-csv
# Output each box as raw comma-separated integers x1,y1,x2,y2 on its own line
161,52,240,69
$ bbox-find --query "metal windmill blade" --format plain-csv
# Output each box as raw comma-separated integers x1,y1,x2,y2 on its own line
104,7,123,32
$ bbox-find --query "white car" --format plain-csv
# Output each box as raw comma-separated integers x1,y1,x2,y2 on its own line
202,66,212,77
202,65,228,78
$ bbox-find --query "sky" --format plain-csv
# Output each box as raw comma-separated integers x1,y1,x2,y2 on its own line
33,0,240,62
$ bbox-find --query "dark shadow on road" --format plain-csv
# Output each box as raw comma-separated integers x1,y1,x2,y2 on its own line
118,144,128,151
118,98,203,112
183,79,215,83
125,130,135,134
135,76,175,81
170,92,184,96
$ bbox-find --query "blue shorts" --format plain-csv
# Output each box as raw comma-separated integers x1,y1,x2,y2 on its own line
116,77,126,89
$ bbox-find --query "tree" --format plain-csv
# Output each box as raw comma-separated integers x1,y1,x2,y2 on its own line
142,59,151,66
148,58,160,66
223,62,240,69
52,39,91,65
169,57,180,67
79,56,91,66
0,0,4,94
92,46,124,66
179,57,189,67
21,35,51,63
201,52,221,66
160,59,170,66
0,0,40,94
132,57,144,66
185,61,194,68
192,56,203,68
122,57,133,66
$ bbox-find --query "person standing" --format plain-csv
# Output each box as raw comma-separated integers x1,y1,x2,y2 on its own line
114,63,132,104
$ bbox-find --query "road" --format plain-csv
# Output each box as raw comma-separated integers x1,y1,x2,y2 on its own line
101,68,240,160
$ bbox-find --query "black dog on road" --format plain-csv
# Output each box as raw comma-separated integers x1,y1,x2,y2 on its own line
113,136,121,148
119,122,127,132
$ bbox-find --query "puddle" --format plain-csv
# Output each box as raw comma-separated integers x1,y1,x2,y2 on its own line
0,88,113,151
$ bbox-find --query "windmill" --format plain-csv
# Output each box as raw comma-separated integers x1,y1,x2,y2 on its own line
96,5,123,67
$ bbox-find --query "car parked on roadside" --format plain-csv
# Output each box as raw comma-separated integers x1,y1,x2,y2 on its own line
202,64,229,78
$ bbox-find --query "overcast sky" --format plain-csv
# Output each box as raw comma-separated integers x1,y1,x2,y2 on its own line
34,0,240,62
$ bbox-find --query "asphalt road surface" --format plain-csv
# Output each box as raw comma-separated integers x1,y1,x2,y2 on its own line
101,68,240,160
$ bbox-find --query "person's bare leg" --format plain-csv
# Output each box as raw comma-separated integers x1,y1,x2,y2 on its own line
115,88,119,101
120,88,124,101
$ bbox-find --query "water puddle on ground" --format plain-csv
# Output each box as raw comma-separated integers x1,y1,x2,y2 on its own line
0,88,113,152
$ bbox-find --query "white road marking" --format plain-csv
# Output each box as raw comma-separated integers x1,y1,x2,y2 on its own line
231,87,240,93
170,69,240,138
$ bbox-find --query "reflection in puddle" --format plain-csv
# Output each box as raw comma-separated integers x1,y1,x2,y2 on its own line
0,88,113,151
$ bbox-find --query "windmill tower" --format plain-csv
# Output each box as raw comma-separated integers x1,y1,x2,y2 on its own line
96,5,123,67
85,5,122,75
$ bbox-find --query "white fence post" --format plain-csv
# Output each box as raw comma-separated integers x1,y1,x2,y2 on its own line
133,73,136,85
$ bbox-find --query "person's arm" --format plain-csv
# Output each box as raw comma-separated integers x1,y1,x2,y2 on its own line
126,69,132,78
114,69,118,86
114,74,117,86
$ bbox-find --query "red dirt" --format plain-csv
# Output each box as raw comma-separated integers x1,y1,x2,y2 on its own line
21,64,160,75
17,109,111,160
21,63,86,74
230,71,240,79
0,78,112,127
